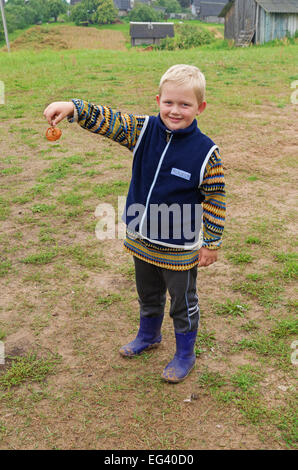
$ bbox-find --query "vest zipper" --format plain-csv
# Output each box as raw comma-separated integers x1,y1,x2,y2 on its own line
166,130,172,143
139,133,173,235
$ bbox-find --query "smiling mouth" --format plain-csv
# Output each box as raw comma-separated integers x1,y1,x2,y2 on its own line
169,117,182,122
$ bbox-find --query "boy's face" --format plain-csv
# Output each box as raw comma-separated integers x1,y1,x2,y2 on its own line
156,82,206,131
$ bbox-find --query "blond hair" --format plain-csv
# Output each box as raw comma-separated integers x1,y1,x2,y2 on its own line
159,64,206,105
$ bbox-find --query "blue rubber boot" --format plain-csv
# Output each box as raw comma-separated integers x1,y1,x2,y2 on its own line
162,330,197,383
119,315,164,357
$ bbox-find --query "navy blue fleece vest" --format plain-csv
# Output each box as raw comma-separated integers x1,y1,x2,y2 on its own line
123,114,217,248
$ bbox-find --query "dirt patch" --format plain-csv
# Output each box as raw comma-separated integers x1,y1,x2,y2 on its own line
206,26,224,40
7,25,127,52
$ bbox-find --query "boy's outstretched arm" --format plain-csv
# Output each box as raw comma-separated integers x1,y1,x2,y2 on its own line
44,99,147,152
70,99,147,151
199,149,226,267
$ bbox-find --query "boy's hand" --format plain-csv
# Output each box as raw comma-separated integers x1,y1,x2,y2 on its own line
198,247,218,267
43,101,75,127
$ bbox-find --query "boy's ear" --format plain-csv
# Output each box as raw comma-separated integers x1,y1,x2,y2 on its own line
197,101,207,115
156,94,160,106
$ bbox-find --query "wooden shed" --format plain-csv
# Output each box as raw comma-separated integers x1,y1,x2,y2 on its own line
192,1,229,23
114,0,132,16
129,22,174,47
220,0,298,45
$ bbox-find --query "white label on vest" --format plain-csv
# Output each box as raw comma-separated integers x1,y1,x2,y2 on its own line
171,167,191,181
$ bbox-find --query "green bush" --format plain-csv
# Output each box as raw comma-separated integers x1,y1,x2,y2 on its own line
128,4,164,22
70,0,100,25
0,0,68,40
159,24,214,50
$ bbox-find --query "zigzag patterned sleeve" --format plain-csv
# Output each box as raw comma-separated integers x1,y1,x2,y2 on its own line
200,149,226,249
71,99,147,151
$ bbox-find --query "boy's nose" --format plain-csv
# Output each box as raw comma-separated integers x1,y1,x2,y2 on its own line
171,105,179,115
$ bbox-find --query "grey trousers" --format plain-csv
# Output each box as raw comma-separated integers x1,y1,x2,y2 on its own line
133,256,199,333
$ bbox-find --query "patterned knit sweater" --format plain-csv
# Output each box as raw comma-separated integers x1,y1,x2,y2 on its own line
70,99,226,270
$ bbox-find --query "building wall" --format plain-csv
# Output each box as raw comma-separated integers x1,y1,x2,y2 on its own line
256,8,298,44
201,16,225,24
288,14,298,36
235,0,256,37
132,38,161,46
224,2,236,39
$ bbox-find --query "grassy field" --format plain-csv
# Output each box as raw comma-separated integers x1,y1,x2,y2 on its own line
0,24,297,450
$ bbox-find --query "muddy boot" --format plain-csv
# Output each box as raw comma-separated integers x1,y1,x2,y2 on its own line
119,315,164,357
161,330,197,383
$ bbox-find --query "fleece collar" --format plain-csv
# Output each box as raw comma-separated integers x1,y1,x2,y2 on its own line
157,113,199,138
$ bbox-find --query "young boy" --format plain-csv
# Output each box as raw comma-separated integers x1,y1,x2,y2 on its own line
43,64,226,383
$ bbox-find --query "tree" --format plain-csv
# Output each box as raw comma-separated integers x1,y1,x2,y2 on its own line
94,0,117,25
4,0,52,29
154,0,181,14
177,0,190,8
0,0,58,40
128,3,164,22
70,0,100,25
46,0,68,22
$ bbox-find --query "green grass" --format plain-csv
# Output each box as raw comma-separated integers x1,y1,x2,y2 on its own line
0,167,22,176
230,365,263,392
270,317,298,339
213,299,249,317
96,293,122,309
197,367,227,391
245,236,262,245
273,252,298,280
21,250,58,265
62,245,106,270
232,279,283,309
0,260,12,277
227,252,253,265
58,192,84,206
0,353,61,389
31,203,56,214
236,333,293,369
92,180,129,199
195,329,216,356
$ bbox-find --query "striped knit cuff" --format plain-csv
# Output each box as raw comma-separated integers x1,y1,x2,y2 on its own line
202,242,221,250
67,100,79,123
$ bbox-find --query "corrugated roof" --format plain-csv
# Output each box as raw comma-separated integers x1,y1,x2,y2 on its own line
255,0,298,13
219,0,234,17
114,0,131,9
130,22,174,39
199,1,229,17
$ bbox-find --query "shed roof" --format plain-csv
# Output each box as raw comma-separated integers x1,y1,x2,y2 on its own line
219,0,234,16
220,0,298,16
114,0,131,9
130,22,174,39
255,0,298,13
199,1,229,17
